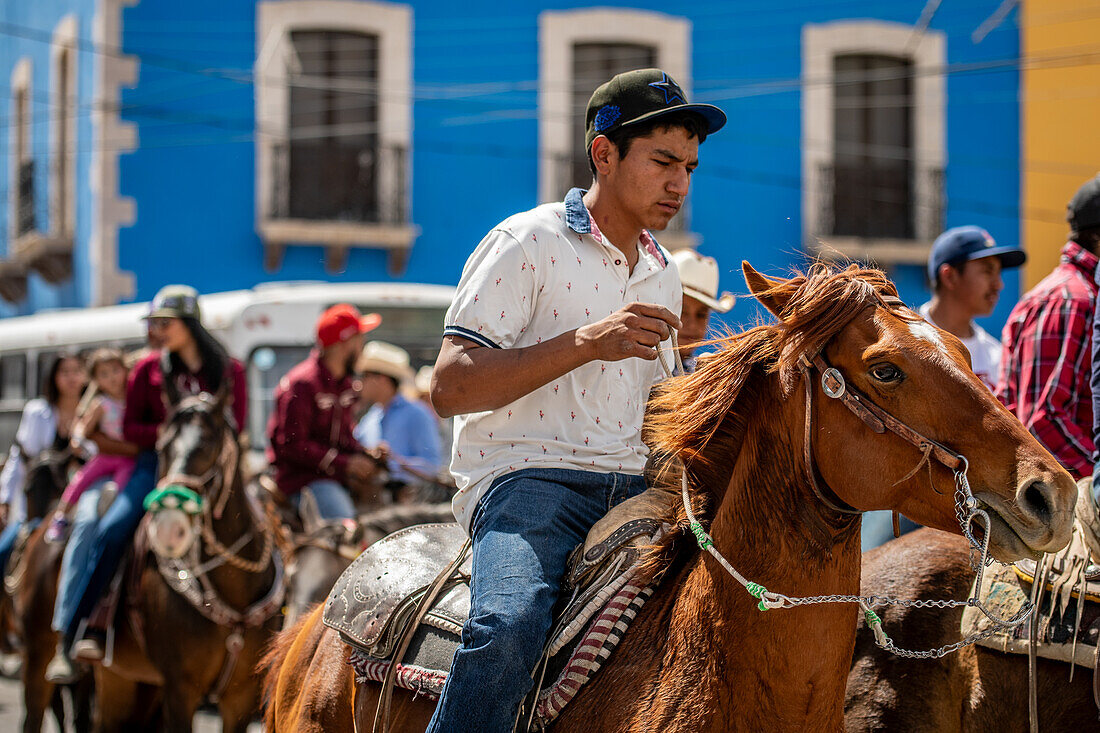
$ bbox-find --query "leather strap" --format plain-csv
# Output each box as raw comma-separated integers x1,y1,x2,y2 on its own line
801,357,862,516
1093,620,1100,711
1028,554,1048,733
797,350,966,520
373,538,472,733
805,353,964,471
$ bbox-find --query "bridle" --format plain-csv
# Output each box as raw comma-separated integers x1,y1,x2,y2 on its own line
156,395,274,574
797,350,964,518
671,302,1036,659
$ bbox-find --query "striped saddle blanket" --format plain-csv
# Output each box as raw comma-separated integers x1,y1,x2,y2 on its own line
326,518,663,729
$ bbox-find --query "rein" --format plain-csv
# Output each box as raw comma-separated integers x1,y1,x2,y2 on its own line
678,346,1035,659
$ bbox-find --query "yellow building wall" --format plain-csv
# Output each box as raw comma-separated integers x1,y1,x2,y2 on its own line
1021,1,1100,289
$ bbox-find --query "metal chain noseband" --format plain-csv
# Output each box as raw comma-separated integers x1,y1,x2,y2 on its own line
678,353,1035,659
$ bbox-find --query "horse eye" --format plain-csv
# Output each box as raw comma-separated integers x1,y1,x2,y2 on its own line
870,363,903,383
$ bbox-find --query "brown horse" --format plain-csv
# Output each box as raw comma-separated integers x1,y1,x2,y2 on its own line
845,528,1099,731
4,447,93,733
93,389,282,732
260,261,1076,732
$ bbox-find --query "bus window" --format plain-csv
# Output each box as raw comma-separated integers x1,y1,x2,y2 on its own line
348,305,446,370
247,345,312,449
1,355,26,401
36,351,59,395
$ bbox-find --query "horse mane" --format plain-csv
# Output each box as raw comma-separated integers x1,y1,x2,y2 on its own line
640,262,906,575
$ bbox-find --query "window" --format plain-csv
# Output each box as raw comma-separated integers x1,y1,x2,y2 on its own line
9,59,34,241
51,18,78,238
282,30,388,223
256,1,415,273
568,43,657,191
539,9,696,247
832,54,912,239
0,355,26,401
802,21,945,264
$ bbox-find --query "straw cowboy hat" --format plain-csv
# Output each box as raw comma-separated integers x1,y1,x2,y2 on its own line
358,341,415,384
670,249,735,312
414,365,434,395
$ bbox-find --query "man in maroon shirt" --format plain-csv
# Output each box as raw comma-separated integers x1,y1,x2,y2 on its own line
267,304,381,519
997,175,1100,480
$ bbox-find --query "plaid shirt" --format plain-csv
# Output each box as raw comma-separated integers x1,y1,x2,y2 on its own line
996,242,1098,479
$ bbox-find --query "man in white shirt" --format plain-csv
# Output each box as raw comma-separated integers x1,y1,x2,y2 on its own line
427,69,725,732
920,225,1026,390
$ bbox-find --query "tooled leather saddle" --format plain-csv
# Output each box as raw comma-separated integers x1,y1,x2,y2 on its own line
322,514,664,731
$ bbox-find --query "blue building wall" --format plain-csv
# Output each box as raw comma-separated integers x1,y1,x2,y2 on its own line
1,0,1022,339
0,0,98,318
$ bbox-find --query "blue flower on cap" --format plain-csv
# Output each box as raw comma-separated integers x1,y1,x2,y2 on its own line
594,105,621,132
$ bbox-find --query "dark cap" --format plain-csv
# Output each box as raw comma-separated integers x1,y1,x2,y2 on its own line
584,69,726,155
144,285,201,320
927,226,1026,282
1067,173,1100,232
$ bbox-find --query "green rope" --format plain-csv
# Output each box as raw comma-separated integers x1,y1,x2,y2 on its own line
746,581,769,612
143,485,204,515
864,608,882,628
688,520,712,550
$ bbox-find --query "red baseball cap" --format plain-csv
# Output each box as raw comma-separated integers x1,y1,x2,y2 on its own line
316,304,381,348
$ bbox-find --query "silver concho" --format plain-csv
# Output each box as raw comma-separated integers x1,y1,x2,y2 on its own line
821,368,846,399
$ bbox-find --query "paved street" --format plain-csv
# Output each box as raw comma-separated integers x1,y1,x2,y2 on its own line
0,671,262,732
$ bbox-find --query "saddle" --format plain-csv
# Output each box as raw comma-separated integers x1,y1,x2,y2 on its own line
962,479,1100,712
323,508,665,730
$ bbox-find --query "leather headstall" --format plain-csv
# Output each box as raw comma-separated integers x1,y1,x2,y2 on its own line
798,350,964,519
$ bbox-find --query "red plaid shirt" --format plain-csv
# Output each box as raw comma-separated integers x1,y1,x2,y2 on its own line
995,242,1098,479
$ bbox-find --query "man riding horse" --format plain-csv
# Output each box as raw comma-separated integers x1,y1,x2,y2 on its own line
267,304,384,520
425,69,725,731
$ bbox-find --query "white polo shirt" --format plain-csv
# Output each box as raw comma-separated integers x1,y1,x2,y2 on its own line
443,188,682,532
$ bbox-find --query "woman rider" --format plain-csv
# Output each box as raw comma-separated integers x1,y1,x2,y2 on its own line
0,354,86,570
46,285,247,682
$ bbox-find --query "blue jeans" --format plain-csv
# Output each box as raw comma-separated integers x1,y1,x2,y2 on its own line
52,481,108,636
0,517,40,573
293,479,356,520
426,468,645,733
59,450,158,641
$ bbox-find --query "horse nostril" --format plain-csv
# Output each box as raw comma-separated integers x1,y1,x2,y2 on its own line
1021,480,1053,522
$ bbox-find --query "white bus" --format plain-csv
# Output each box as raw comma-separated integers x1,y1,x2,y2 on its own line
0,281,455,455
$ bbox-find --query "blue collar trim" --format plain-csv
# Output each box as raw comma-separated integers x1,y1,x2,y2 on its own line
564,188,590,234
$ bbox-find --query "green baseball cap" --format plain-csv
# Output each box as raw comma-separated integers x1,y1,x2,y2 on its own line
584,68,726,155
144,284,201,320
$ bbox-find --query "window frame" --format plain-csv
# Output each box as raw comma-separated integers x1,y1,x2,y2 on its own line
538,9,697,248
255,0,416,273
50,16,78,239
802,20,946,265
8,58,33,245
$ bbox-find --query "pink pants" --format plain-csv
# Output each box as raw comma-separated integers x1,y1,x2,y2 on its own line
60,454,136,507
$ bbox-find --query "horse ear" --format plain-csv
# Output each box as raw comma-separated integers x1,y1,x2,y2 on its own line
743,261,791,319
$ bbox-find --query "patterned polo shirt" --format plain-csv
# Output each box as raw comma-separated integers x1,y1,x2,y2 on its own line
443,188,682,531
